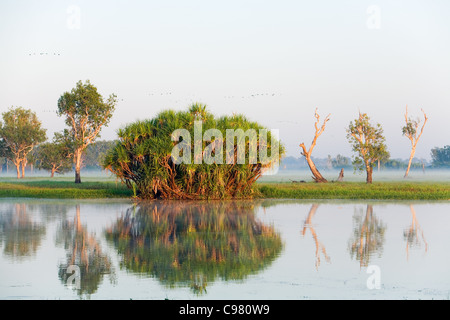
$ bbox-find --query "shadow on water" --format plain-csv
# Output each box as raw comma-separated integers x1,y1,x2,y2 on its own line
105,200,283,295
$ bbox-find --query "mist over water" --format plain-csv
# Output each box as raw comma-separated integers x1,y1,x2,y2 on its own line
1,168,449,183
260,169,450,183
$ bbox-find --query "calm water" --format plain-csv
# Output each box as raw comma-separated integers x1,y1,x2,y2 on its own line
0,198,449,300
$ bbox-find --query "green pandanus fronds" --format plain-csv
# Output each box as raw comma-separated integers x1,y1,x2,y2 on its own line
103,104,284,200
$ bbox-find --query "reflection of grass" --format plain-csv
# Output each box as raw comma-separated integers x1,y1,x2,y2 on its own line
256,182,450,200
0,178,449,200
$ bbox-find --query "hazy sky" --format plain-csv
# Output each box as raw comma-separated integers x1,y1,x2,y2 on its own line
1,0,449,160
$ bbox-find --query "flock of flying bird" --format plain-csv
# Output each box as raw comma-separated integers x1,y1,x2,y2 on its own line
148,92,281,99
26,53,281,101
39,91,282,113
223,93,280,99
28,52,61,56
28,51,281,110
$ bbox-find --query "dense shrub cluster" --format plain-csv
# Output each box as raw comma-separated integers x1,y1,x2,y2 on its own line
103,104,284,199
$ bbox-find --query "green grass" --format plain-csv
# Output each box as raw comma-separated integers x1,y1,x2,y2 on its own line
255,181,450,200
0,177,449,200
0,177,132,199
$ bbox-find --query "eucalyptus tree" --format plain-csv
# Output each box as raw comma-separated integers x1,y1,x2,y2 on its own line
346,112,389,184
57,80,117,183
402,106,428,178
0,107,47,178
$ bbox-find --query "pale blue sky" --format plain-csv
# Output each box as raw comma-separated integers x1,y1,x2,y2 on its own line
1,0,449,160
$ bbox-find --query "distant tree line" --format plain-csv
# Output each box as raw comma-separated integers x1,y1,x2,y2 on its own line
430,145,450,167
1,80,449,186
280,148,449,172
0,139,117,176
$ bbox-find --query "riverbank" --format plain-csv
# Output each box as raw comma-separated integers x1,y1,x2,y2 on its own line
0,178,132,199
0,177,449,200
256,182,450,200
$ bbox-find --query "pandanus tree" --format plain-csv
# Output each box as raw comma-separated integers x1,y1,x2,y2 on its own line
103,104,284,200
105,201,282,294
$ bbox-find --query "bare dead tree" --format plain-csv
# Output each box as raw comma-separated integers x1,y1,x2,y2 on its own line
402,106,428,178
299,108,330,183
337,168,344,182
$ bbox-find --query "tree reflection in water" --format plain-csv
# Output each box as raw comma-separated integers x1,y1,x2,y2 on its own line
56,204,114,297
301,204,331,269
404,205,428,260
348,205,386,268
0,203,46,261
105,201,283,294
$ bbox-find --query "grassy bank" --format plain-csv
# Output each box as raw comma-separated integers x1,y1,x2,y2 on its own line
0,178,132,199
256,182,450,200
0,178,449,200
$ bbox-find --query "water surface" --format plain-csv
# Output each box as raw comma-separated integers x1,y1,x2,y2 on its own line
0,198,449,300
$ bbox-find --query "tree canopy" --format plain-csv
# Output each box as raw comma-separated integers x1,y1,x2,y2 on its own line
0,107,47,178
82,140,116,169
34,131,73,177
57,80,117,183
346,112,389,183
402,107,428,178
431,145,450,167
103,104,284,200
